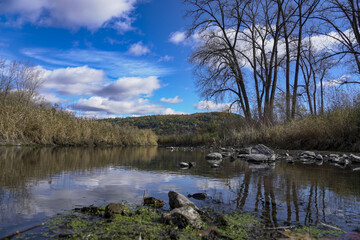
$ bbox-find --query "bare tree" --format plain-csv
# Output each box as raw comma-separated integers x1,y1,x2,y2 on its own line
187,0,252,120
0,59,43,106
318,0,360,79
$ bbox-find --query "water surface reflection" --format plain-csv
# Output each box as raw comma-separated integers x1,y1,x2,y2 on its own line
0,146,359,238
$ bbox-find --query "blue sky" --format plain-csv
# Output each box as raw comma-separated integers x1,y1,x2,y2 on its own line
0,0,224,118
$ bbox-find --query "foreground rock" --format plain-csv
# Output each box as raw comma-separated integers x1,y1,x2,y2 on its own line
168,191,200,211
162,205,202,229
143,197,166,208
104,203,130,218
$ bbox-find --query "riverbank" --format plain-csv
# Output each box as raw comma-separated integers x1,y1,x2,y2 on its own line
159,107,360,152
0,103,158,146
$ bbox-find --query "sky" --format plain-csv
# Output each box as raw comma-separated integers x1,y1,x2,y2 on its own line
0,0,223,118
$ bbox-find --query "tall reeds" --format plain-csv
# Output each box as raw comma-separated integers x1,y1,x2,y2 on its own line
0,103,158,146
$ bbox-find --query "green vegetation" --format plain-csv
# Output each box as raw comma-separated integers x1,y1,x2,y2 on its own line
0,102,158,146
104,112,243,146
19,205,262,240
15,204,347,240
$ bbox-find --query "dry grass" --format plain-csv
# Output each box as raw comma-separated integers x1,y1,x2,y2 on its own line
228,107,360,151
0,103,158,146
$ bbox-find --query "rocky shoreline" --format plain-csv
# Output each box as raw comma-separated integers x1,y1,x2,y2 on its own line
6,190,349,240
168,144,360,171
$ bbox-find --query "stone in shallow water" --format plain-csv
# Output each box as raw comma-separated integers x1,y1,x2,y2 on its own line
205,152,223,160
350,154,360,163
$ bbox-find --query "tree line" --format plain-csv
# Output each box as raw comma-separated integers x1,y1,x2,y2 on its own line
186,0,360,124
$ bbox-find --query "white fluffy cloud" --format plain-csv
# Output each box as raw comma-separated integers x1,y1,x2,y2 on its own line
97,76,161,100
38,65,182,117
194,100,230,112
127,42,150,56
160,96,183,104
169,31,187,44
0,0,137,31
41,66,106,96
73,97,181,116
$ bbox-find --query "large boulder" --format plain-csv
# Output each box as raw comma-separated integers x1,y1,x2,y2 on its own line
251,144,274,157
168,191,199,211
162,205,202,229
205,153,222,160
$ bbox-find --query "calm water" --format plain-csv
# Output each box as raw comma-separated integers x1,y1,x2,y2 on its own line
0,146,359,238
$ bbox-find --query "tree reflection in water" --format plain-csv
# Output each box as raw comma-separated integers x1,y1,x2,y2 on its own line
0,147,359,237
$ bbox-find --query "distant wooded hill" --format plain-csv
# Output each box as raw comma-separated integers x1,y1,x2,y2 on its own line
103,112,244,136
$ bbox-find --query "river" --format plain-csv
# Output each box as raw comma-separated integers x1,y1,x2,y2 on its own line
0,146,359,238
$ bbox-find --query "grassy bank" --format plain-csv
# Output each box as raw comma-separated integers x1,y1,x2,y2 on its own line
229,107,360,151
0,103,158,146
158,107,360,151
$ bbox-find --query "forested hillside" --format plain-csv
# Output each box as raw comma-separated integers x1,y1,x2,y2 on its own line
104,112,243,136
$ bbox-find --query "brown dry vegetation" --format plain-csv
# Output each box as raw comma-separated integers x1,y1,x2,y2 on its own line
228,107,360,151
0,102,158,146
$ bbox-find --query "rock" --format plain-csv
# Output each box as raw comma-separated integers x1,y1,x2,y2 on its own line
162,205,202,229
205,153,222,160
187,193,207,200
329,154,340,162
221,152,232,158
179,162,189,168
207,159,222,165
104,203,130,218
143,197,166,208
316,154,323,161
251,144,274,157
352,167,360,171
237,147,251,155
300,151,316,158
168,191,199,211
238,154,249,159
350,154,360,163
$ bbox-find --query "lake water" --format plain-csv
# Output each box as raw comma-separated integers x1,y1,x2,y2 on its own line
0,146,359,238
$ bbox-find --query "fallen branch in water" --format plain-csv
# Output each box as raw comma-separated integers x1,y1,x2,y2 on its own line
320,222,344,232
2,223,45,240
266,225,296,230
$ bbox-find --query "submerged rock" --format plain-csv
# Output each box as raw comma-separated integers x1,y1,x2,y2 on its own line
143,197,166,209
168,191,200,211
187,193,207,200
206,153,223,160
162,205,202,229
104,203,130,218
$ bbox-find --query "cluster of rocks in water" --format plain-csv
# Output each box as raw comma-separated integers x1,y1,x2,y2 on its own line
78,191,208,229
174,144,360,171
